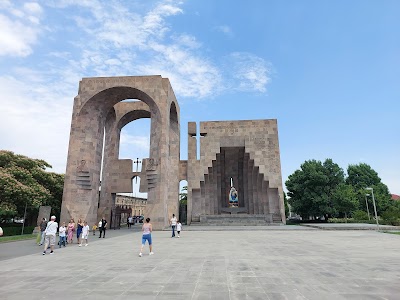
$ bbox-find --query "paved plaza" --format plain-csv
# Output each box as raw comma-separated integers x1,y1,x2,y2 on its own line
0,228,399,300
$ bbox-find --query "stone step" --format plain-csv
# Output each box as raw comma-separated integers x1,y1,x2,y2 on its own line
192,214,282,226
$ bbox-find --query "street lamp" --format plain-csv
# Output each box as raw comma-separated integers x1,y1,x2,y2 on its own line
365,187,379,230
365,194,371,220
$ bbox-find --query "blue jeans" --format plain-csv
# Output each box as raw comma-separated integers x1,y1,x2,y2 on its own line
59,236,66,247
40,231,45,245
171,225,176,237
142,234,152,245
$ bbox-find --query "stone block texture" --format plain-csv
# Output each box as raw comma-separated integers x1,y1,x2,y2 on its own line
60,76,180,230
186,120,285,224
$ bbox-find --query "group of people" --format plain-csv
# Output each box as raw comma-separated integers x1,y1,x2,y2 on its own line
127,215,142,228
38,216,108,255
38,213,183,258
139,213,183,257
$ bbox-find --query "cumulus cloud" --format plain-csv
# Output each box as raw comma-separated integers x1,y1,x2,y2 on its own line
0,0,273,175
0,2,43,57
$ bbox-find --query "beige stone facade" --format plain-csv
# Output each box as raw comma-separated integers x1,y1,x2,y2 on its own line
115,195,147,216
60,75,284,230
186,120,285,225
60,76,180,230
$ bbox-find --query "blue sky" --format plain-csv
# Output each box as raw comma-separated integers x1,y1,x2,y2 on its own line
0,0,399,196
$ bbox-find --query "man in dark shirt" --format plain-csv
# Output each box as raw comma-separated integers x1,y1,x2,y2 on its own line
38,218,47,246
99,217,107,238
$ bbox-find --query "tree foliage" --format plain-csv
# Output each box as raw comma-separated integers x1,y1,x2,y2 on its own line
179,185,187,205
331,184,358,219
283,192,289,217
346,163,392,214
286,159,396,220
286,159,344,218
0,151,64,222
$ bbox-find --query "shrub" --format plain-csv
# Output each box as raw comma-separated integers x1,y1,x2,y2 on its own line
0,226,35,236
352,210,369,221
381,207,400,225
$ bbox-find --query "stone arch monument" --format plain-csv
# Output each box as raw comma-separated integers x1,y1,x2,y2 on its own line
61,75,285,230
60,76,180,230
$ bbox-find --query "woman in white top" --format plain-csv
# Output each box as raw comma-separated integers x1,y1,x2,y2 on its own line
80,221,90,247
139,218,153,257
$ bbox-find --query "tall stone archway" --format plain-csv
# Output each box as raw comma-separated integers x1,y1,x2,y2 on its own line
60,76,180,230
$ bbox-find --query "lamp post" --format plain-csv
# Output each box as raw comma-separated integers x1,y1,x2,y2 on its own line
365,187,379,230
365,194,371,220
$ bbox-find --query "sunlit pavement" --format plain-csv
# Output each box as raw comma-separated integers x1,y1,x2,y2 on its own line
0,228,399,300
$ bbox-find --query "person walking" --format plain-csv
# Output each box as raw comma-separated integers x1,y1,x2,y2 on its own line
42,216,58,255
59,222,67,247
38,218,47,246
139,217,153,257
67,219,75,244
176,220,182,238
170,214,177,237
76,219,83,245
80,221,90,246
99,217,107,238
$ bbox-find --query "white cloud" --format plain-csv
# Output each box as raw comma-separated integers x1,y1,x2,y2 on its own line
215,25,234,37
225,52,271,93
0,2,43,57
0,0,273,176
23,2,43,15
0,75,72,172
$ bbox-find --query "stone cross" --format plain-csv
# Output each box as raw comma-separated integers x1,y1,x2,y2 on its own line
133,158,141,183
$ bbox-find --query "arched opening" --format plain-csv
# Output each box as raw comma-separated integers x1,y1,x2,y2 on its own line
179,180,188,224
61,77,181,231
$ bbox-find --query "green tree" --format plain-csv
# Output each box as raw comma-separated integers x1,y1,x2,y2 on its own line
331,184,359,221
0,151,64,223
286,159,344,219
346,163,392,214
283,192,289,217
179,185,187,205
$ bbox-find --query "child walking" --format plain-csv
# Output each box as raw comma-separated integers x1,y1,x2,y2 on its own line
92,223,97,236
59,222,67,247
80,221,90,247
176,220,182,238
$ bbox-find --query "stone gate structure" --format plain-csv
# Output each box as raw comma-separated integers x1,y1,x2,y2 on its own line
186,120,285,225
61,75,285,229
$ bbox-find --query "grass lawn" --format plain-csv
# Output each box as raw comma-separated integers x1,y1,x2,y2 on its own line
383,231,400,235
0,234,37,243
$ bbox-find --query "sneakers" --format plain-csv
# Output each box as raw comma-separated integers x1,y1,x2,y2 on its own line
149,252,154,255
178,235,180,238
79,244,82,247
139,253,142,257
42,251,46,255
50,251,54,255
85,244,88,247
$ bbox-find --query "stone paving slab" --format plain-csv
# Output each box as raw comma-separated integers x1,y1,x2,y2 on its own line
179,225,318,231
301,223,400,231
0,230,399,299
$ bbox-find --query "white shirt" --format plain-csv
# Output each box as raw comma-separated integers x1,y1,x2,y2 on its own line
171,217,177,226
177,223,182,231
59,226,66,237
82,225,90,236
45,221,58,236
